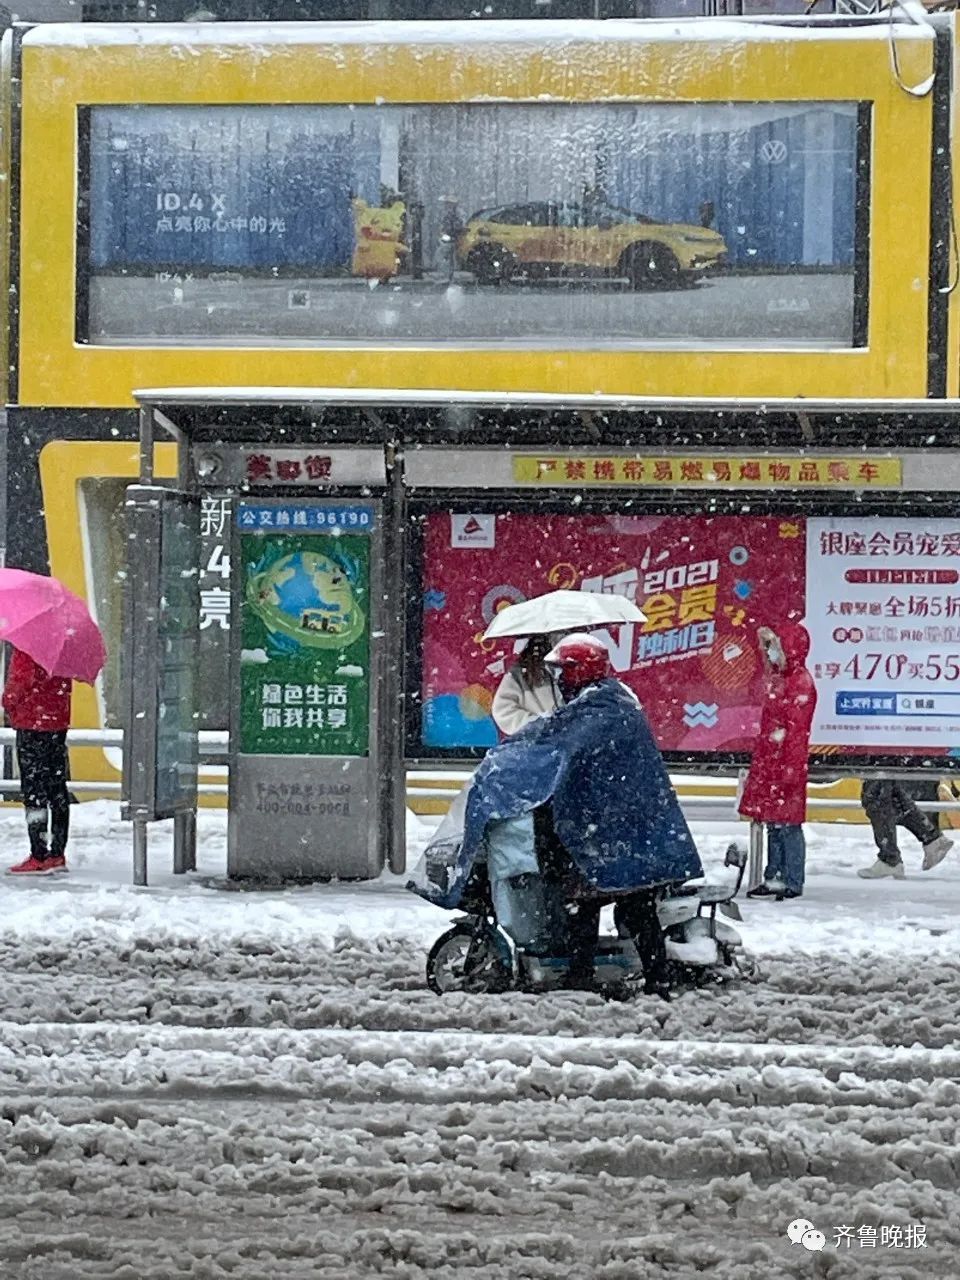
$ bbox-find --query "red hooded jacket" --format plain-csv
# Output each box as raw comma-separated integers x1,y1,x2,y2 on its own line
2,648,72,732
738,622,817,827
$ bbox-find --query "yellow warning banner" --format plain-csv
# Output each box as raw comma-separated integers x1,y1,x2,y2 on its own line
512,455,902,489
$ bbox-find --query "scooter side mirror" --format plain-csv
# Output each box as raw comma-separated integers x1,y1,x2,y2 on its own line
724,842,748,869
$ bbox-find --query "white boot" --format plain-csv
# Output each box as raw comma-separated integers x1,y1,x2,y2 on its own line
922,834,953,871
857,859,905,880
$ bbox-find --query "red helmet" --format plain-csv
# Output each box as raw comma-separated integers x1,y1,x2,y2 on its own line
544,632,611,693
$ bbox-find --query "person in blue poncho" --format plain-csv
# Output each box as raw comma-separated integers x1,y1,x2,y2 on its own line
416,631,703,999
535,633,702,997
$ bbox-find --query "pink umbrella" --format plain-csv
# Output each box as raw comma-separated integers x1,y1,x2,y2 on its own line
0,569,106,685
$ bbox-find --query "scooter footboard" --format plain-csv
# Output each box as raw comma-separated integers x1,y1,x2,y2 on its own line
666,934,720,966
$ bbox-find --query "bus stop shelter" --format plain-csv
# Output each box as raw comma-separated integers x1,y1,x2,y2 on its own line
121,389,960,886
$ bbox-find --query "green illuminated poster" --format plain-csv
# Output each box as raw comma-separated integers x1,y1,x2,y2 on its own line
237,504,373,756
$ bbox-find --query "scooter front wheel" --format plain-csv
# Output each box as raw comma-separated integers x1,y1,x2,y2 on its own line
426,923,512,995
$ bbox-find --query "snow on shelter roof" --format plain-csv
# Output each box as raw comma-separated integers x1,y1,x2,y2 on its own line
134,389,960,414
22,16,935,50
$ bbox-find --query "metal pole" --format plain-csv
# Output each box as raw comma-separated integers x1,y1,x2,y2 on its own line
173,425,191,492
185,809,197,872
173,811,186,874
384,439,407,876
133,816,148,887
138,405,155,484
172,809,197,874
748,820,764,891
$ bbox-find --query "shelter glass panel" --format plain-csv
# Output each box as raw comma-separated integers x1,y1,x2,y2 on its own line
79,476,230,729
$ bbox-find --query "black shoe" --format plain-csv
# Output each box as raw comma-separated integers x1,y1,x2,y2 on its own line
775,888,803,901
746,884,778,898
643,977,672,1002
599,980,635,1003
558,972,601,993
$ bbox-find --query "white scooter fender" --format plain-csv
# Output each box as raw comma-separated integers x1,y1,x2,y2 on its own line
657,893,700,929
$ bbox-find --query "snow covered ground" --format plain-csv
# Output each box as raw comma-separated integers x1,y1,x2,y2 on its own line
1,802,959,1277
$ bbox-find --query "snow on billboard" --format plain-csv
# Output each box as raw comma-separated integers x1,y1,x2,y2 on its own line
82,101,860,347
420,512,960,758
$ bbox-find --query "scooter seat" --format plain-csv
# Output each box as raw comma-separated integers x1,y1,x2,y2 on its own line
697,879,737,904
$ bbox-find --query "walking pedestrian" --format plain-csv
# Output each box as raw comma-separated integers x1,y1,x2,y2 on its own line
3,646,72,874
857,779,952,878
741,621,817,901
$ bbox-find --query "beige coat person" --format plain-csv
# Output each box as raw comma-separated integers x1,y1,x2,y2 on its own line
491,665,562,736
491,634,562,737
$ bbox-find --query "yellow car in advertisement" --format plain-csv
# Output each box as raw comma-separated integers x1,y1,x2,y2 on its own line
458,200,727,289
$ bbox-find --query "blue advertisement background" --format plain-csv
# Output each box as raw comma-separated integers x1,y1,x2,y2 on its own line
88,102,858,274
89,106,381,271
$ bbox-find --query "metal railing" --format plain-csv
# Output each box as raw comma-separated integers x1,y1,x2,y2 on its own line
2,726,959,814
6,725,960,889
0,728,228,796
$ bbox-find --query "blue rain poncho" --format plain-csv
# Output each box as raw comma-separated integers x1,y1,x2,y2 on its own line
411,678,702,911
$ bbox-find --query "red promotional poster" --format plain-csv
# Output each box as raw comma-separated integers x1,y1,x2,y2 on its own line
421,512,807,752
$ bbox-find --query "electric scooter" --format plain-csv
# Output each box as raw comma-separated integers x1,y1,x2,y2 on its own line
426,842,759,995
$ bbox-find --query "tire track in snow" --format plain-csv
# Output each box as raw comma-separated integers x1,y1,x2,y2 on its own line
1,936,959,1276
2,933,960,1048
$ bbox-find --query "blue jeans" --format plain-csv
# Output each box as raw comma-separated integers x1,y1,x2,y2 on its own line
765,823,806,895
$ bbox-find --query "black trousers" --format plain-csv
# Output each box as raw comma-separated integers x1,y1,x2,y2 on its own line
16,729,70,860
561,890,668,988
535,805,668,987
861,779,939,866
613,892,669,988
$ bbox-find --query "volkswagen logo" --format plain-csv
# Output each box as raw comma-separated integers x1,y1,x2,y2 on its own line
760,139,788,164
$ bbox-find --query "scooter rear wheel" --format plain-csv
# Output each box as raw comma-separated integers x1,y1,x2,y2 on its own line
426,923,512,995
733,953,762,984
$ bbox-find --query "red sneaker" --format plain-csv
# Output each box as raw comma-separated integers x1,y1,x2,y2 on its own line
6,855,66,876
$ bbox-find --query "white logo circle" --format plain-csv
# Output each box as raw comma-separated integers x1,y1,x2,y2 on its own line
786,1218,817,1245
801,1229,826,1253
760,139,788,164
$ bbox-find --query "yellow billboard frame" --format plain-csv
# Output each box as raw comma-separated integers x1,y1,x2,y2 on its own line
17,22,947,406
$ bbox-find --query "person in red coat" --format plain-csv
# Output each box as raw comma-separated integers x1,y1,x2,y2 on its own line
2,646,72,874
740,621,817,901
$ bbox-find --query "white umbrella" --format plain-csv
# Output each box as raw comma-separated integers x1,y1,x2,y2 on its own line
482,589,646,640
